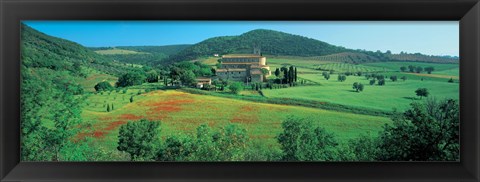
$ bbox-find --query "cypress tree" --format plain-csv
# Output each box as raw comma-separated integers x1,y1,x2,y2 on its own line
107,104,111,112
295,67,297,82
289,66,294,84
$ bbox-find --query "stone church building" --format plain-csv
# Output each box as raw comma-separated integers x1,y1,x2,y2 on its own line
216,48,271,82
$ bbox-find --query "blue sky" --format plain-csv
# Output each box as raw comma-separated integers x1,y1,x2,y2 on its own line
24,21,459,56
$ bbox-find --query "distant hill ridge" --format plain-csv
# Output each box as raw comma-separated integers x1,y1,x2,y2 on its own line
89,45,191,65
89,45,191,55
165,29,349,63
22,24,139,77
24,24,458,66
164,29,458,64
21,24,111,70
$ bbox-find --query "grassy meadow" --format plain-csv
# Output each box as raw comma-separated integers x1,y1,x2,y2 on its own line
78,87,390,153
74,56,459,159
264,58,459,112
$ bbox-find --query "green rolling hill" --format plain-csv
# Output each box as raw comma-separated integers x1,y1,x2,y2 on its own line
164,29,458,64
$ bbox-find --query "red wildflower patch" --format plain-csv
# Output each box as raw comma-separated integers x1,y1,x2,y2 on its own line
119,114,143,121
104,120,128,131
73,132,91,142
230,105,259,124
145,99,194,112
93,131,107,138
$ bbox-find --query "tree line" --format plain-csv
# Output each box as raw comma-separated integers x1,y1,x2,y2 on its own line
401,65,435,74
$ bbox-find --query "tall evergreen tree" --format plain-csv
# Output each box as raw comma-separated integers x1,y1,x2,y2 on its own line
275,68,280,78
294,67,297,82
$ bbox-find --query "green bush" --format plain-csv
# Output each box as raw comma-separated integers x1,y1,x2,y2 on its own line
277,116,338,161
377,98,459,161
229,82,244,94
94,81,114,92
117,119,161,161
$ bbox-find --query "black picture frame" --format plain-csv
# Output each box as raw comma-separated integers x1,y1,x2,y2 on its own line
1,0,479,181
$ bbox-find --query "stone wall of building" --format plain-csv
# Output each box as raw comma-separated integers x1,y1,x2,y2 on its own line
217,70,247,82
222,57,261,63
221,64,250,69
251,74,263,82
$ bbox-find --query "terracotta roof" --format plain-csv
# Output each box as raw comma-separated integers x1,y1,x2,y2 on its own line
222,54,265,58
221,62,256,64
250,70,263,75
216,68,247,72
196,78,211,81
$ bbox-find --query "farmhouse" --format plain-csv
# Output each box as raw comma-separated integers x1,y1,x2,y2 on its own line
216,49,271,82
195,77,212,88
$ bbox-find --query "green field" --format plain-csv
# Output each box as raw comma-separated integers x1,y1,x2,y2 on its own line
263,73,458,112
76,58,459,160
80,90,390,150
79,89,390,154
262,58,459,112
314,63,385,73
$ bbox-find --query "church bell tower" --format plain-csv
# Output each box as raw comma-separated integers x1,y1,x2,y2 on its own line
253,46,261,55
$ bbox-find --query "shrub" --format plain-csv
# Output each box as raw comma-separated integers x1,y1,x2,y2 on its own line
415,88,429,99
94,81,113,92
117,119,160,161
377,98,459,161
378,79,385,86
277,117,338,161
229,82,244,94
352,82,364,92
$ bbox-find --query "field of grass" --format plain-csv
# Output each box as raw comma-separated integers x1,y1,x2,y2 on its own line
268,58,384,74
261,59,459,112
78,89,391,153
78,73,118,92
263,73,458,112
198,57,221,66
268,58,327,68
314,63,385,73
95,48,147,55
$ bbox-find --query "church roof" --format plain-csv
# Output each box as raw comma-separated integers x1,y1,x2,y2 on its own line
222,54,265,58
196,77,211,81
250,70,263,75
216,68,247,72
221,62,256,65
